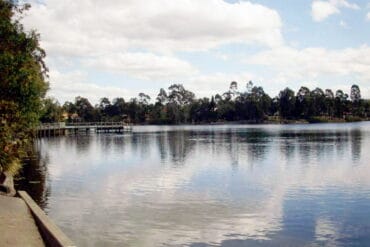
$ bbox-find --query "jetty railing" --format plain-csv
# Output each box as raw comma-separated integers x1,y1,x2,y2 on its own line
65,122,130,127
36,122,133,137
37,122,66,130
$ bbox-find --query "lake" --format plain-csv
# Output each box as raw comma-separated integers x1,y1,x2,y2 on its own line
19,122,370,246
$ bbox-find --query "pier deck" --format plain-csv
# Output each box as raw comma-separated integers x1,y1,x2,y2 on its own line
36,122,133,137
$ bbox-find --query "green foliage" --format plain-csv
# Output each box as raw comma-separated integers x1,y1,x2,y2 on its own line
278,88,296,119
60,83,368,125
40,97,63,123
74,96,96,122
345,115,362,122
350,84,361,103
0,101,28,174
0,0,48,173
168,84,195,105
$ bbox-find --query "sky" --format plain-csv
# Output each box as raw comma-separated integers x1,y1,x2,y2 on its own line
21,0,370,104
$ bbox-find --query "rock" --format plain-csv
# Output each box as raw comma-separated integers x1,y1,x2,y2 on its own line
0,172,16,197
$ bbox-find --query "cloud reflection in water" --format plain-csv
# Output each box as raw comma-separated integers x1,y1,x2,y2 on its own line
21,123,370,247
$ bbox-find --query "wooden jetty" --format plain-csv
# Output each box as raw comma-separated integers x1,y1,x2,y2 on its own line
36,122,133,137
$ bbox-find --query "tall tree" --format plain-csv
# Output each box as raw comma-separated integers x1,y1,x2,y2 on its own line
98,97,112,120
75,96,95,121
156,88,168,105
278,88,296,119
295,86,311,118
311,87,325,116
168,84,195,105
350,84,361,103
111,97,126,120
138,93,151,105
40,98,63,123
334,90,349,118
1,0,49,173
224,81,239,100
0,1,49,123
324,89,335,117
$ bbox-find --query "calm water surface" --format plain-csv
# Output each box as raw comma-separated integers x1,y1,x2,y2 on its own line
19,122,370,246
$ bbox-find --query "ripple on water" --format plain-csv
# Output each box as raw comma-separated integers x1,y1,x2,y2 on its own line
19,122,370,247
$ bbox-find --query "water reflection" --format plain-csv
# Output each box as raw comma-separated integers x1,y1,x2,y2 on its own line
350,129,362,162
18,122,370,247
16,143,50,210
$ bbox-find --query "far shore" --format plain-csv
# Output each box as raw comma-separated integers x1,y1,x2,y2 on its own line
128,117,370,126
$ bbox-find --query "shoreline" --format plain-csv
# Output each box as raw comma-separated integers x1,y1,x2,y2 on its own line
137,118,370,126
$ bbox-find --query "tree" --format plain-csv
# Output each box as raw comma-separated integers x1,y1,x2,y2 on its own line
335,90,348,101
324,89,335,117
325,89,334,99
74,96,96,121
311,87,325,116
168,84,195,105
126,98,139,123
0,1,48,125
138,93,151,105
0,0,48,173
297,87,310,102
189,97,217,123
217,99,236,121
165,84,195,123
111,97,126,120
334,90,349,118
156,88,168,105
228,81,239,100
62,101,76,122
214,94,223,104
278,88,296,118
63,101,76,114
251,86,271,120
295,86,311,118
137,93,151,122
40,98,63,123
246,81,253,93
350,85,364,117
230,81,238,92
99,97,111,109
98,97,112,120
222,81,239,101
234,85,271,121
350,84,361,103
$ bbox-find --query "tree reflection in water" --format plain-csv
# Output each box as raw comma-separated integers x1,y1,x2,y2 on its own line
16,123,370,247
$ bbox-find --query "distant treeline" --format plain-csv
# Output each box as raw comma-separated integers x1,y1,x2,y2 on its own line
41,82,370,124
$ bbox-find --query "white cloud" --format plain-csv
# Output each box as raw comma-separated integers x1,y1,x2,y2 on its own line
247,45,370,96
186,72,257,97
335,0,359,9
23,0,283,55
312,1,340,21
249,45,370,79
47,70,133,104
312,0,359,22
46,69,260,104
21,0,283,97
367,12,370,21
85,52,197,81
